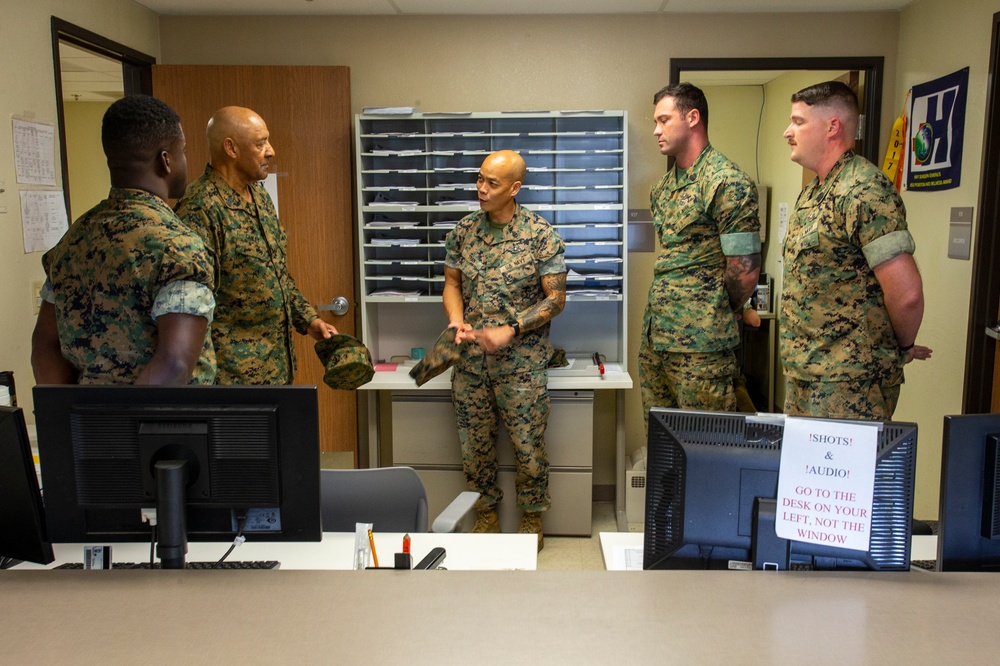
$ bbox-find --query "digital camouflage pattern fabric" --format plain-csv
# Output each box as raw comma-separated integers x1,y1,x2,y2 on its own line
637,345,737,420
444,203,565,512
784,377,900,421
175,165,320,385
42,188,216,384
451,366,551,512
444,204,566,376
409,327,462,387
643,144,760,353
780,150,914,388
315,334,374,390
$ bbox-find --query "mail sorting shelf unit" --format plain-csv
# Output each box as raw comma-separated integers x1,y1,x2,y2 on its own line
354,111,628,535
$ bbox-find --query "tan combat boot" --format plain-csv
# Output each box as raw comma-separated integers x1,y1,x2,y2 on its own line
472,508,500,533
519,511,543,551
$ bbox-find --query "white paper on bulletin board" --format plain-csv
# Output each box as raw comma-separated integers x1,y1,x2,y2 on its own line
20,190,68,253
774,417,878,552
263,173,279,218
12,117,57,186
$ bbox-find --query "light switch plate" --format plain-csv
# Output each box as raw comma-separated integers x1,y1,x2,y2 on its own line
950,206,974,224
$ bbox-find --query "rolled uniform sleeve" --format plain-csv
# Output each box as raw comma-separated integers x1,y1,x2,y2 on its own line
863,229,916,268
152,280,215,322
40,278,55,304
720,230,762,257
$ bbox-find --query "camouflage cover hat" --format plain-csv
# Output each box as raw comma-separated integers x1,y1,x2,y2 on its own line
409,327,462,387
315,334,375,390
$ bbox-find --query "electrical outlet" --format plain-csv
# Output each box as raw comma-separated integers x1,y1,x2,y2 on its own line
30,280,44,315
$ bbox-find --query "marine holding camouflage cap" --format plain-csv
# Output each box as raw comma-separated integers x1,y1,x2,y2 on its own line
174,106,338,385
31,94,216,386
442,149,567,550
780,80,930,419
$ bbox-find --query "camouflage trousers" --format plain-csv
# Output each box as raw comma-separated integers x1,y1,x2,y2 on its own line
638,336,737,431
451,366,551,512
784,378,901,420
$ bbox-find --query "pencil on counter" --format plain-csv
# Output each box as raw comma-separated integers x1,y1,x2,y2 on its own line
368,528,380,568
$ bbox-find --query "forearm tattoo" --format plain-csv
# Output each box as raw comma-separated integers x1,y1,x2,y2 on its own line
520,272,567,332
725,253,761,311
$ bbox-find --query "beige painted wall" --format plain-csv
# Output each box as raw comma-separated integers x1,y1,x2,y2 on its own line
894,0,1000,518
701,85,767,183
64,101,113,220
0,0,159,420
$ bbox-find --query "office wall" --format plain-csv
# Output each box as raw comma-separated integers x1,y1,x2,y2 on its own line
159,11,901,490
0,0,159,419
64,101,113,220
701,85,766,182
894,0,1000,518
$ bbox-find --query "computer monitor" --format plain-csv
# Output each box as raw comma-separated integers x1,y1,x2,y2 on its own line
643,408,917,571
34,385,322,568
0,406,54,567
938,413,1000,571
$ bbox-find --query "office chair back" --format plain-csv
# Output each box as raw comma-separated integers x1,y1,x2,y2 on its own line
320,467,430,533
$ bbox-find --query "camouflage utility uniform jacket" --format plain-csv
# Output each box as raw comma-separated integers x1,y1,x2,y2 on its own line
444,203,566,377
175,165,319,385
644,144,760,353
42,187,216,384
780,150,915,385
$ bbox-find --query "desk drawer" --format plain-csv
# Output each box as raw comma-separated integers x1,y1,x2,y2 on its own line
392,390,593,468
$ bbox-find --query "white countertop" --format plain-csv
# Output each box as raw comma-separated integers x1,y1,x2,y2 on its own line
359,358,632,391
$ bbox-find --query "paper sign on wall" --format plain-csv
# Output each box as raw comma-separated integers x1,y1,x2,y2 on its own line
775,417,878,552
20,190,68,253
263,173,279,218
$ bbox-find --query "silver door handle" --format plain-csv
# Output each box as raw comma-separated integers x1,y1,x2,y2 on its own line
319,296,350,316
987,324,1000,341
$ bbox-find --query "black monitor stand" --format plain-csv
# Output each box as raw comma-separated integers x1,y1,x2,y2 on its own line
752,497,790,571
155,461,189,569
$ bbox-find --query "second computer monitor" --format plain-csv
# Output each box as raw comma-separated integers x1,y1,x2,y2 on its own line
938,413,1000,571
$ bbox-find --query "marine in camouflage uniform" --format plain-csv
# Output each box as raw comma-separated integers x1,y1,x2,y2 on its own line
780,150,914,419
780,81,924,420
41,188,216,384
639,144,761,421
175,164,320,385
445,200,566,514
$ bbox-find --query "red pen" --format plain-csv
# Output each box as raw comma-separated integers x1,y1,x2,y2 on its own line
593,352,605,376
403,533,411,554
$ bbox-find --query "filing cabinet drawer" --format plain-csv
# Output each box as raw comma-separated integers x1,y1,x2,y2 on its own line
391,390,593,468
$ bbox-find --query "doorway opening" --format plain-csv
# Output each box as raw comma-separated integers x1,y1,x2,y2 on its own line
50,17,153,219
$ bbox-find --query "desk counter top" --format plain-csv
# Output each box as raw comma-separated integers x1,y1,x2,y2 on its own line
360,361,632,391
2,569,998,664
14,531,537,572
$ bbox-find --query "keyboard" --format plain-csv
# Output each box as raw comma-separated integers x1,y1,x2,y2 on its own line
910,559,937,571
54,560,280,570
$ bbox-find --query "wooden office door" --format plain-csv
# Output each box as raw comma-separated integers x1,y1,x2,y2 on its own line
152,65,356,456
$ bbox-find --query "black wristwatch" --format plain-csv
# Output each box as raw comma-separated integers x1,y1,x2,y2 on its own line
510,321,521,337
900,342,915,352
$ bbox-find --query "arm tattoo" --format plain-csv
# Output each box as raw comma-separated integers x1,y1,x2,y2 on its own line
725,253,761,312
520,272,567,332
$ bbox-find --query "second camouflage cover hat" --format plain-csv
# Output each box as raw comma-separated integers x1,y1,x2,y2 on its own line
409,327,462,386
315,334,375,390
